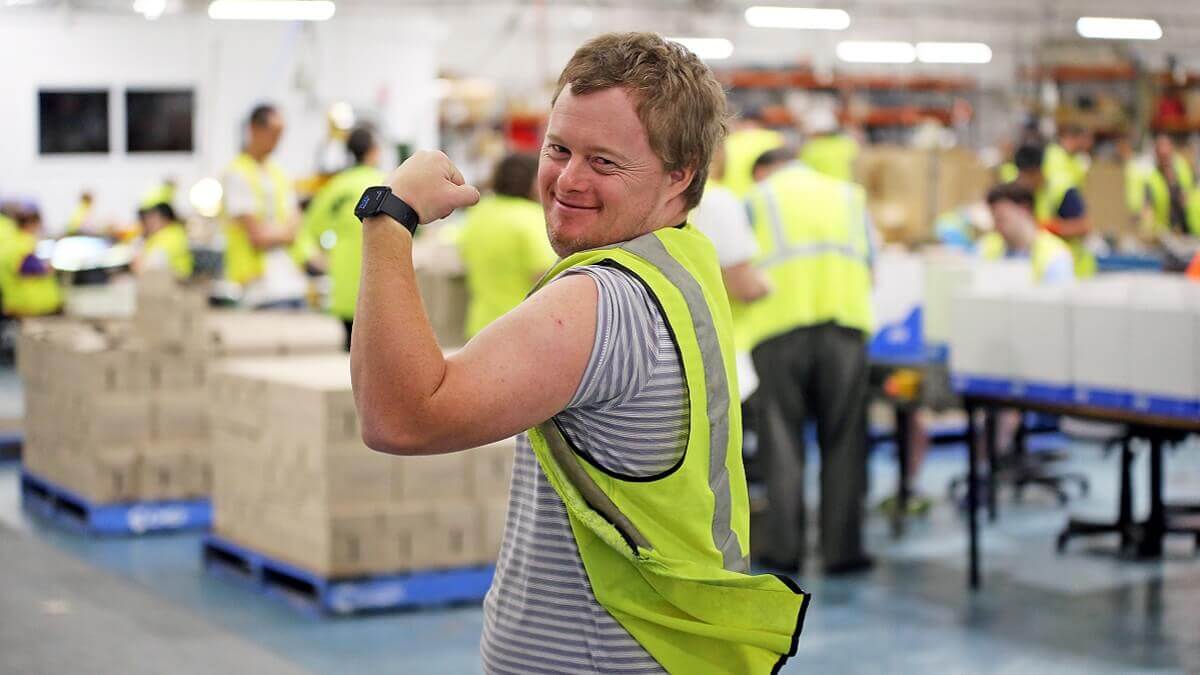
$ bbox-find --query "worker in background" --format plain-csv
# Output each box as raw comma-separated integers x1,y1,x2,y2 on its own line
799,106,859,182
721,106,785,197
691,144,769,307
301,125,385,350
978,182,1074,284
221,103,307,309
459,153,555,339
1136,133,1198,236
1043,125,1093,189
1012,144,1094,277
353,32,807,671
134,202,192,280
1,211,62,318
0,207,18,316
65,190,95,236
743,148,875,576
140,178,177,211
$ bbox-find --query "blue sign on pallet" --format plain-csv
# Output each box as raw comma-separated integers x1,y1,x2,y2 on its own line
20,470,211,536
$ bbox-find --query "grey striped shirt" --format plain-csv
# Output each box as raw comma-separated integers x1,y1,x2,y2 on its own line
480,264,688,674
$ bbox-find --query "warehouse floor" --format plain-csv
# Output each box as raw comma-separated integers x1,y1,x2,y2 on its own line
2,366,1200,674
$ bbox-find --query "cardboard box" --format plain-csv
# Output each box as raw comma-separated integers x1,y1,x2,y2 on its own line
153,391,210,440
921,252,973,344
68,449,141,504
392,452,471,503
479,499,509,562
1008,287,1073,402
138,451,191,501
1126,277,1198,416
70,394,154,446
1070,278,1133,407
948,288,1015,394
470,439,516,500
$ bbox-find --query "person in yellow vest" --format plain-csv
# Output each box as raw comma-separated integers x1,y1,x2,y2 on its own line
459,153,556,339
301,125,386,350
1012,144,1094,277
0,208,20,317
134,202,192,280
1,211,62,318
221,103,306,309
691,144,770,306
139,178,177,211
978,182,1074,284
721,107,785,198
1043,125,1093,189
741,146,876,577
799,106,859,183
351,33,807,673
1135,132,1198,236
65,191,95,236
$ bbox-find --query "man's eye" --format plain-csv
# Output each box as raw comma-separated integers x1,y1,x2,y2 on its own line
593,157,614,167
548,144,569,156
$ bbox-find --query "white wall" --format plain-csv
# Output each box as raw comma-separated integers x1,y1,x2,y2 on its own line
0,13,438,232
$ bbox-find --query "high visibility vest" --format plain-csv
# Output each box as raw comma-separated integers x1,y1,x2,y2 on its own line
142,223,193,280
977,229,1073,284
1043,143,1088,188
1142,154,1198,236
301,164,385,319
222,153,296,285
2,230,61,317
721,127,785,197
527,225,808,674
998,162,1018,184
1034,180,1095,278
140,183,176,210
800,133,859,182
740,163,873,351
65,200,92,236
459,194,556,338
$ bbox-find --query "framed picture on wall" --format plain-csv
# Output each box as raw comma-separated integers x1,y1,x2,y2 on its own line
38,89,110,154
126,89,195,153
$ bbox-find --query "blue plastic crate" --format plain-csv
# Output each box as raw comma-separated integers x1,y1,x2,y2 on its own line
202,534,496,616
20,470,211,536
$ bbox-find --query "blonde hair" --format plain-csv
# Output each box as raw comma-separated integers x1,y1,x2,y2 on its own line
554,32,729,211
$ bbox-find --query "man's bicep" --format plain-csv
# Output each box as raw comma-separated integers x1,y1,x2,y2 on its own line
421,273,598,450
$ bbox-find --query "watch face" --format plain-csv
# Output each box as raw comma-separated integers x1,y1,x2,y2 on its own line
355,186,389,217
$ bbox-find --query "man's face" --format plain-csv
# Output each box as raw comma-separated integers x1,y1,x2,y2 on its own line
538,87,683,257
252,112,285,155
1017,167,1043,190
990,200,1029,246
1154,135,1174,165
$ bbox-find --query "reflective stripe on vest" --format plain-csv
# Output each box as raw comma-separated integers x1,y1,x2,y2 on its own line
757,178,870,270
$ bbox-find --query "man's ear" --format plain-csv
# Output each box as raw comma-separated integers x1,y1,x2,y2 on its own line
667,166,697,202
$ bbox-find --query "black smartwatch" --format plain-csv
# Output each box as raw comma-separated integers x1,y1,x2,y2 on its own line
355,185,420,233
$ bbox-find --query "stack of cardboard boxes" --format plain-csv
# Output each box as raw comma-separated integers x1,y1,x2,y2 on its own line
210,354,513,577
857,146,992,244
413,235,469,348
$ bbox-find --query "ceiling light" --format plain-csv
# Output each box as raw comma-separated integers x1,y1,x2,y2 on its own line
132,0,166,20
666,37,734,61
836,41,915,64
916,42,992,64
744,6,850,30
1076,17,1162,40
189,178,224,218
208,0,335,21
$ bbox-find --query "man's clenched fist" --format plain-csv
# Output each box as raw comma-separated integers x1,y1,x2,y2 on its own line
383,150,481,225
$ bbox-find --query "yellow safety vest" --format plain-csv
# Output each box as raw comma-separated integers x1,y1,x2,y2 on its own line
66,201,92,236
740,163,873,351
998,162,1018,184
721,128,785,197
301,164,385,320
1141,154,1198,236
527,225,808,673
977,229,1073,284
1043,143,1088,188
140,183,176,210
2,230,61,317
800,133,859,182
143,223,193,280
222,153,296,285
459,194,556,338
1034,180,1095,278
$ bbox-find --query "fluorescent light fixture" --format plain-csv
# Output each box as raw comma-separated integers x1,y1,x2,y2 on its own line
836,40,915,64
916,41,992,64
744,6,850,30
132,0,166,20
1076,16,1162,40
666,37,734,60
208,0,335,21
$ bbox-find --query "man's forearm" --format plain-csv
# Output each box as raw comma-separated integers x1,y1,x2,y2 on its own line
350,216,447,451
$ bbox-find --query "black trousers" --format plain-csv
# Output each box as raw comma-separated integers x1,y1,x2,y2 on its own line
752,321,869,569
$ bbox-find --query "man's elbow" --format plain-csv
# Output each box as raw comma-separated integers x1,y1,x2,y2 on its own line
359,410,425,456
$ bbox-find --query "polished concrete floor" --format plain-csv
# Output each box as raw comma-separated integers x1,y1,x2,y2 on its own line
1,365,1199,674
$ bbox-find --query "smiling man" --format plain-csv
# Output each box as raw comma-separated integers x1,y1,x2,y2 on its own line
350,33,808,674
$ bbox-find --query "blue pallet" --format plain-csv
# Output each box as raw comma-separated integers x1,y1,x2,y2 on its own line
202,534,496,616
20,470,211,536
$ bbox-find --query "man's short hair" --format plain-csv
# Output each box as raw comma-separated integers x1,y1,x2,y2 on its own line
753,147,794,177
347,126,378,165
986,182,1035,210
1013,144,1044,171
491,153,540,200
248,103,278,128
554,32,729,211
149,202,178,222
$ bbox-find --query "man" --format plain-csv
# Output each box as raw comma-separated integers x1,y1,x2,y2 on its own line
1,211,61,318
134,202,193,280
351,33,807,674
742,153,875,576
1044,125,1093,189
459,153,556,339
721,107,785,198
977,182,1074,284
1137,133,1198,236
690,144,769,307
1012,144,1094,277
221,103,307,308
799,107,859,182
301,125,386,349
65,190,95,236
